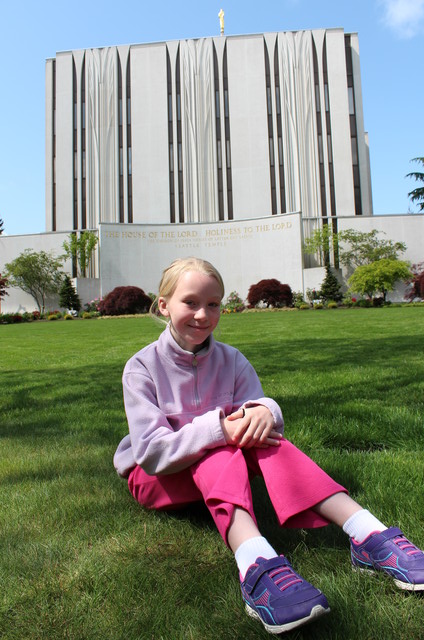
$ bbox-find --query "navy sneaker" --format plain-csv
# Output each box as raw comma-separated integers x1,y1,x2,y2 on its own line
240,556,330,634
350,527,424,591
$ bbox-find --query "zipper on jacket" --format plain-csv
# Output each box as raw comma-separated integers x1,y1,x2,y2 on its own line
192,355,201,408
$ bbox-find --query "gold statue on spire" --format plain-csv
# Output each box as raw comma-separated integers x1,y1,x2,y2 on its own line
218,9,225,35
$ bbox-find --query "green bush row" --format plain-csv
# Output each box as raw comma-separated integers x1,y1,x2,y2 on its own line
0,309,101,325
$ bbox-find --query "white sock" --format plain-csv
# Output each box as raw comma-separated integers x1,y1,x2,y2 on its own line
342,509,387,542
235,536,278,579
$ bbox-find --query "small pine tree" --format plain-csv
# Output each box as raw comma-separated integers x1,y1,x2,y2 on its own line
319,265,343,302
59,275,81,312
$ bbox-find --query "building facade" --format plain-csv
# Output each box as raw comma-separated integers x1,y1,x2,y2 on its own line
4,28,423,315
45,28,373,235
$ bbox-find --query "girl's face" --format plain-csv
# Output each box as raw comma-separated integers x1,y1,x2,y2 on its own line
158,270,222,353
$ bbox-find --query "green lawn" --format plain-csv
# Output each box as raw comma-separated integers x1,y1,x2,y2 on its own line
1,308,424,639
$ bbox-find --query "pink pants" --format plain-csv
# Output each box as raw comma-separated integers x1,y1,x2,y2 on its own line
128,439,347,546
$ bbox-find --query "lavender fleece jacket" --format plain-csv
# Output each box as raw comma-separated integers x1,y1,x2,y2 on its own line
113,325,284,477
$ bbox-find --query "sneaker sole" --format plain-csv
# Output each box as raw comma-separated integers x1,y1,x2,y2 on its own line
245,602,330,634
352,564,424,591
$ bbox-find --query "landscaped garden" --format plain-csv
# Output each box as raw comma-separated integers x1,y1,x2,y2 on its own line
1,307,424,639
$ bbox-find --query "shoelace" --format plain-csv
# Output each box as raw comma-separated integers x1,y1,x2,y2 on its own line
394,536,423,557
268,565,303,592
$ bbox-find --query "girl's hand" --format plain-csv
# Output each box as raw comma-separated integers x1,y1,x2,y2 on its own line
221,406,282,449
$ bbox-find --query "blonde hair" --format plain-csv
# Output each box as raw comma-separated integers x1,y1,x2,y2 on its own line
150,257,225,320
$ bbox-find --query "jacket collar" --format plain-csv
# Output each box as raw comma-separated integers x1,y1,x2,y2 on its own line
158,324,215,367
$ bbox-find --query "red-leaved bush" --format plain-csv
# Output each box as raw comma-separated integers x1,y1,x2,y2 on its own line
98,286,152,316
405,263,424,301
247,279,293,308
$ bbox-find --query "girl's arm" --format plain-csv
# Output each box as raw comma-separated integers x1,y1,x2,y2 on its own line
121,368,227,476
222,354,285,449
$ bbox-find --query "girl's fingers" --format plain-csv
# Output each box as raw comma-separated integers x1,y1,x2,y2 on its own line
226,407,245,422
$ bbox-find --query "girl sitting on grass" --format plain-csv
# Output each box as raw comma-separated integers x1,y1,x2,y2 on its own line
114,257,424,635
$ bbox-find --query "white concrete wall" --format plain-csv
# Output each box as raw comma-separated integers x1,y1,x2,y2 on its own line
2,214,422,312
131,44,170,223
325,29,356,216
99,213,303,301
55,52,74,231
227,35,271,218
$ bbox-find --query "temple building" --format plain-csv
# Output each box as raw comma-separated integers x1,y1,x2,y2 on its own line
45,28,372,233
1,28,422,313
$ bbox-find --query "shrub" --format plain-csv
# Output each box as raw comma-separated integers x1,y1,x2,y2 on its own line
0,314,21,324
405,262,424,301
342,294,354,307
47,314,58,321
306,288,320,303
298,303,310,310
247,279,293,308
327,301,338,309
222,291,245,313
292,291,306,308
97,286,152,316
84,297,103,313
82,311,95,319
64,314,74,320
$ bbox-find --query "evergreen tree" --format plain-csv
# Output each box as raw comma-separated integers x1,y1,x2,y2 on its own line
59,275,81,312
319,265,343,302
406,157,424,212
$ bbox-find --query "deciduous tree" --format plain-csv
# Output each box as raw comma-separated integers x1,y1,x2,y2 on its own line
304,228,406,270
247,279,293,308
62,231,98,278
348,259,412,302
4,250,64,314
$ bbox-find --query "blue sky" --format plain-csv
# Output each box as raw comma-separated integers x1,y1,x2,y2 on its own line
1,0,423,236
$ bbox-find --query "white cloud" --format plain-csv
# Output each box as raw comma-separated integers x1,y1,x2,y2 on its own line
380,0,424,37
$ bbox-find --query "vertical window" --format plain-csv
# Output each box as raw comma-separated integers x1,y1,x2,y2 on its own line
223,46,232,219
52,60,56,231
348,86,355,115
274,42,285,213
167,50,175,223
213,46,224,219
126,56,133,222
118,58,124,222
324,84,329,112
345,35,362,215
176,47,184,222
81,58,86,229
72,60,78,232
264,45,276,214
322,41,336,219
